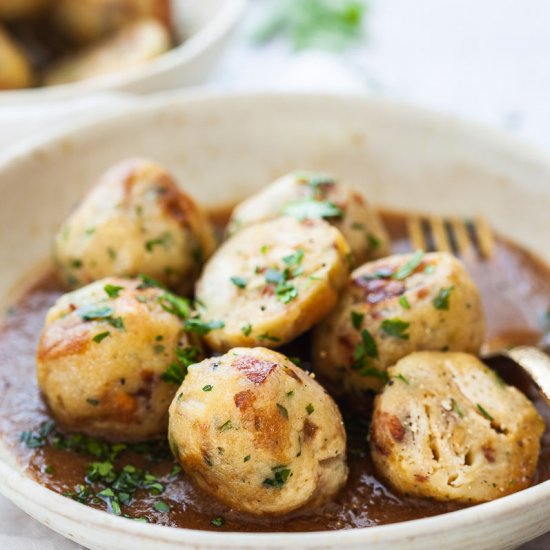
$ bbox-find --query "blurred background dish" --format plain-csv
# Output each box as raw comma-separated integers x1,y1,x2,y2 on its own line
0,0,246,104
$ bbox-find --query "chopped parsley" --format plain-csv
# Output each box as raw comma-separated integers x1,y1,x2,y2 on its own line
24,422,174,518
137,274,165,289
20,420,54,448
218,420,233,432
157,293,191,319
476,403,494,422
283,249,304,267
392,250,424,280
258,331,281,342
211,516,224,527
275,281,298,303
451,398,464,418
78,304,114,320
381,318,410,340
78,304,124,330
252,0,366,52
161,346,201,385
264,249,306,304
104,284,124,298
265,268,284,284
360,268,394,281
263,465,292,488
277,403,289,419
352,329,378,371
433,286,455,310
241,323,252,336
393,373,410,385
184,318,224,335
230,276,247,289
92,331,110,343
97,488,121,515
399,295,411,309
154,501,170,513
244,455,251,462
367,233,381,249
351,311,364,330
265,267,299,304
145,232,171,252
283,199,343,220
306,403,314,415
106,317,124,330
70,259,83,269
86,398,100,406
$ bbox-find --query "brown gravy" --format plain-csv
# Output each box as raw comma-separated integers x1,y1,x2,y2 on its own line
1,209,550,532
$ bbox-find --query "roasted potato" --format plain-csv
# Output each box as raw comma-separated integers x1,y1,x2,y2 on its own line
168,347,348,515
228,171,390,265
53,158,216,294
36,277,201,442
312,252,485,393
44,18,170,86
196,216,351,352
0,26,33,89
370,352,544,503
51,0,171,44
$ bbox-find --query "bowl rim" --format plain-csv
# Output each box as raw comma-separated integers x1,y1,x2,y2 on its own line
2,88,550,168
0,0,247,102
1,441,549,546
1,90,550,546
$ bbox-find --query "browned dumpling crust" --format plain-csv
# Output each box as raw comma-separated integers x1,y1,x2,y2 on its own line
51,0,171,44
44,18,170,86
196,216,351,352
53,158,216,295
227,171,390,265
168,347,348,515
36,277,202,442
370,352,545,503
312,251,485,393
0,26,33,89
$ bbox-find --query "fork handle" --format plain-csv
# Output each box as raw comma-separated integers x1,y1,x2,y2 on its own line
505,346,550,405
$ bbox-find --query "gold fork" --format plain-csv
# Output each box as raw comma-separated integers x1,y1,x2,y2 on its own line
406,214,550,405
407,215,495,261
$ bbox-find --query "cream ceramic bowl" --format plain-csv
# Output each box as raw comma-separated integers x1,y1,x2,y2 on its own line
1,93,550,549
0,0,246,106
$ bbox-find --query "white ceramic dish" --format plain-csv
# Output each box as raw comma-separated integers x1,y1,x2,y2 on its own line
1,92,550,549
0,0,246,106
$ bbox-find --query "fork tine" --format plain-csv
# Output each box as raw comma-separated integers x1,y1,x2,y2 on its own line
474,216,495,260
406,213,494,261
428,215,451,253
407,216,426,251
450,218,475,260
